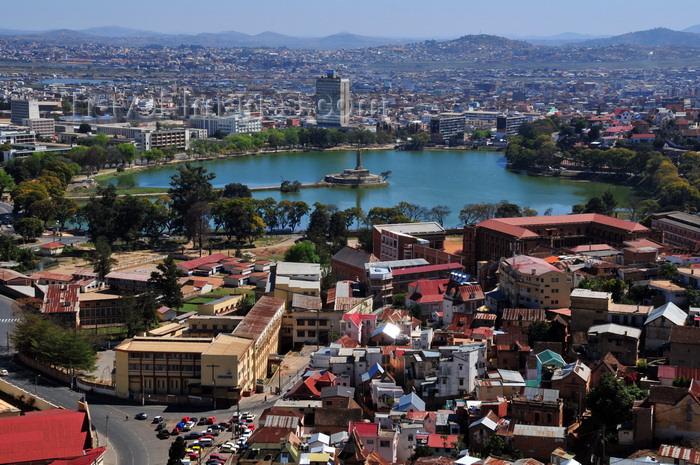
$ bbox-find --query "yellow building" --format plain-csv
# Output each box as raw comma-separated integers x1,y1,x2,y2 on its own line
113,334,253,405
198,295,242,315
498,255,573,310
232,296,285,390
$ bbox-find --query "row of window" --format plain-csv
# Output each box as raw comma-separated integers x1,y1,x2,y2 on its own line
129,363,201,372
128,353,200,360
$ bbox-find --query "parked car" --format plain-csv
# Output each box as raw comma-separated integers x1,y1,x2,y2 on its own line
157,429,171,439
155,423,167,431
199,438,214,447
152,415,164,424
206,416,216,425
210,453,225,462
135,412,148,420
170,427,181,435
184,432,203,440
0,369,9,376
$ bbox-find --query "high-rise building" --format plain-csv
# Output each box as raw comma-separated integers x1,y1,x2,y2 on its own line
315,71,350,127
11,99,39,125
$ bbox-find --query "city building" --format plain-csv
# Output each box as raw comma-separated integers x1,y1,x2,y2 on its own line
463,214,652,274
651,211,700,252
315,71,350,127
373,222,446,261
498,255,573,309
189,113,263,135
114,333,254,404
231,296,285,386
430,112,466,145
10,99,39,125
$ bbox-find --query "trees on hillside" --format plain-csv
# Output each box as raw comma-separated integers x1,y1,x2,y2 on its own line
168,163,217,242
149,256,184,310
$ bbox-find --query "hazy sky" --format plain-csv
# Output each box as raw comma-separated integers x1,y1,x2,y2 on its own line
8,0,700,38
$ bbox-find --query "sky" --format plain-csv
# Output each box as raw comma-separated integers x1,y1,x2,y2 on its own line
6,0,700,39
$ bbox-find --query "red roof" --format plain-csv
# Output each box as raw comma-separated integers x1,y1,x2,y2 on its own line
427,434,459,448
393,263,463,276
178,253,227,271
44,284,80,314
0,409,91,463
349,421,379,437
40,241,64,249
478,213,648,235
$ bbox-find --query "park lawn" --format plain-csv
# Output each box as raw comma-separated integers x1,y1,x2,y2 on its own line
179,303,199,313
187,297,218,304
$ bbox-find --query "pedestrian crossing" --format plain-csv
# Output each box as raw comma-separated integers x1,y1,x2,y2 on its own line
0,318,19,323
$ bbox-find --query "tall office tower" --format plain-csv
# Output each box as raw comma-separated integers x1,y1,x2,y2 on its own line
11,99,39,125
315,71,350,127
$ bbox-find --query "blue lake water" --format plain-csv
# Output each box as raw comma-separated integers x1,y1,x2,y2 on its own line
108,149,632,228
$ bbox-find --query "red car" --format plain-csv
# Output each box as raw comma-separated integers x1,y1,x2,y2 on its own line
181,416,191,423
171,427,181,435
210,453,225,461
206,416,216,425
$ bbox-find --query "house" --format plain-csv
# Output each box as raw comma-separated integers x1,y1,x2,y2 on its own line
511,425,567,461
501,308,547,334
551,360,590,415
0,408,105,465
157,305,176,322
669,327,700,369
657,444,700,465
510,387,563,427
494,333,531,373
42,284,81,328
436,343,487,397
586,323,641,366
348,421,399,464
332,246,377,282
645,302,687,352
394,392,426,413
39,241,65,256
469,412,499,453
406,278,449,319
534,350,566,385
589,352,626,389
643,381,700,440
425,433,460,457
177,253,227,275
272,262,322,304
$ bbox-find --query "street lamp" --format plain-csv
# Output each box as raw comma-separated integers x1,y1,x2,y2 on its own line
34,374,41,396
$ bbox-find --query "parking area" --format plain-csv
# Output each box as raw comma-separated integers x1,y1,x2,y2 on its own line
125,410,250,464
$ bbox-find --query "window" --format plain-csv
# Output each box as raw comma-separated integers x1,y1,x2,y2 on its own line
380,441,390,448
297,330,305,337
366,440,374,445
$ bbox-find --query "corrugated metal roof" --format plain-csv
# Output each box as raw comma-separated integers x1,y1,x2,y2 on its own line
513,424,566,438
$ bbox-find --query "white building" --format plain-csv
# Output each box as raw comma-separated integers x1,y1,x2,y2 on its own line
189,113,262,135
436,344,487,397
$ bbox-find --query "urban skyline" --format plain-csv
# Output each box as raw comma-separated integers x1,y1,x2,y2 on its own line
5,0,700,40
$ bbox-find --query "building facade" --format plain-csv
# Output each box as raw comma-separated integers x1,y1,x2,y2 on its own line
315,71,350,127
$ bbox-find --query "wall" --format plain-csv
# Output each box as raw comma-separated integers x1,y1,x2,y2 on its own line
0,378,58,411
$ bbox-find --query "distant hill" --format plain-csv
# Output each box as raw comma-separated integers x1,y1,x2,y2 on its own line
79,26,166,38
0,27,415,50
434,34,538,54
683,24,700,34
513,32,610,46
581,27,700,47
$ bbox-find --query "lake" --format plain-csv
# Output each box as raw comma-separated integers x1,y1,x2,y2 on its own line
107,149,632,228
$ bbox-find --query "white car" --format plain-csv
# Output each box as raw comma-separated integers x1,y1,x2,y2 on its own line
0,369,8,376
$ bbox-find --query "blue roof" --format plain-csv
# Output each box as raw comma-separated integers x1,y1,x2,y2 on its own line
536,349,565,366
396,392,425,411
360,363,384,383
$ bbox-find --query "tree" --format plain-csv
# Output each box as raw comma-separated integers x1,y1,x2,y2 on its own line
0,170,15,199
78,123,92,134
119,293,160,337
14,217,44,242
149,256,184,309
222,182,251,198
428,205,451,226
601,189,617,216
80,185,118,243
481,434,505,458
116,143,137,166
167,437,188,465
525,320,555,346
658,262,679,279
284,241,321,263
237,296,256,316
168,163,217,241
495,201,522,218
307,203,329,243
89,238,117,282
459,202,496,225
585,373,644,429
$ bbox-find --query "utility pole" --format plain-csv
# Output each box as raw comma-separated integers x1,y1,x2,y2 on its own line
206,363,220,410
106,414,109,442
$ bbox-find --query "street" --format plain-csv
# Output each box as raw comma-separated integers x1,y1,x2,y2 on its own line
1,343,312,465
